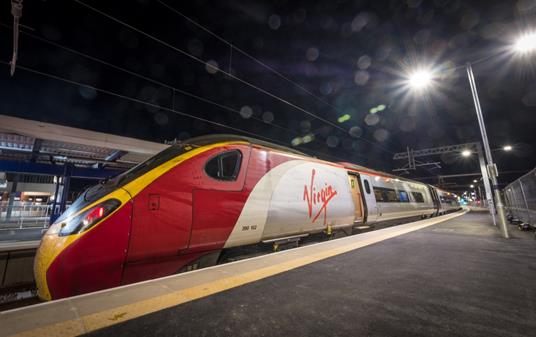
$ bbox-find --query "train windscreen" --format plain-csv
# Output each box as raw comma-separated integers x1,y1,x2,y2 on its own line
54,136,248,224
54,143,196,224
114,135,250,187
115,144,195,187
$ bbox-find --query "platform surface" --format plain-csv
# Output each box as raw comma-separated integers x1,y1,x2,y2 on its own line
88,211,535,337
2,210,536,337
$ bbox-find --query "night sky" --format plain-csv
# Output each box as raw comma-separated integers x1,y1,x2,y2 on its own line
1,0,535,189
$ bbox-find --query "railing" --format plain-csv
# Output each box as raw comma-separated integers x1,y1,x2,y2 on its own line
0,202,63,229
504,167,536,226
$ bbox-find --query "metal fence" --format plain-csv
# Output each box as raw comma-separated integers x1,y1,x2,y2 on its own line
0,202,61,229
504,167,536,226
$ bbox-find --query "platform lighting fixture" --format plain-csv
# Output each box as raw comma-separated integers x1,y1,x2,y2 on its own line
473,179,478,183
400,31,536,238
470,184,474,188
514,32,536,54
407,69,433,90
503,145,512,151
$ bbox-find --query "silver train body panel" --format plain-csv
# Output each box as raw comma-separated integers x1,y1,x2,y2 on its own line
359,173,436,223
224,157,459,248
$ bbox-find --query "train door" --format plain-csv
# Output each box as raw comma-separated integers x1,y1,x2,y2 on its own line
347,173,364,223
428,186,440,216
359,174,378,223
126,162,195,264
189,146,251,252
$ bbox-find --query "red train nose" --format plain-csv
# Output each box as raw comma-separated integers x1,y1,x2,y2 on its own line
34,197,132,300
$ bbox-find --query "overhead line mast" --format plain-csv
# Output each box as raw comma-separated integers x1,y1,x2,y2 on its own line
9,0,23,76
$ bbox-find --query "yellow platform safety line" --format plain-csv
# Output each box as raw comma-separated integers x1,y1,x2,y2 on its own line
12,210,467,337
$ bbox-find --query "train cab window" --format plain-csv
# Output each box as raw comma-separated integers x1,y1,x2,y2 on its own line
412,192,425,203
399,191,409,202
364,180,371,194
205,150,242,181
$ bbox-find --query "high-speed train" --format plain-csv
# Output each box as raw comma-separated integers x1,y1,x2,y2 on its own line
34,135,460,300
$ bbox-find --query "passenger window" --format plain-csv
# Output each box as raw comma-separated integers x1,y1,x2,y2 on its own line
399,191,409,202
385,189,398,202
374,189,383,202
205,150,242,181
412,192,425,203
364,180,371,194
373,187,401,202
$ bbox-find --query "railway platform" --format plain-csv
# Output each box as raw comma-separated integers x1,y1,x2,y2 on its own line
1,209,535,337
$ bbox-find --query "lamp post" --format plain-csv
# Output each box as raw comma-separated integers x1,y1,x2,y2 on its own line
466,62,509,238
403,32,535,238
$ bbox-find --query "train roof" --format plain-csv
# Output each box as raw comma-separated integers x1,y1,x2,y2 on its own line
339,162,396,178
340,161,437,187
178,134,310,157
180,134,452,192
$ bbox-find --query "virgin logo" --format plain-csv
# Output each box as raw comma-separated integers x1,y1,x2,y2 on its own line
303,169,338,225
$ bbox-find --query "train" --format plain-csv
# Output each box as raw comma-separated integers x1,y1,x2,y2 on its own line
34,135,460,300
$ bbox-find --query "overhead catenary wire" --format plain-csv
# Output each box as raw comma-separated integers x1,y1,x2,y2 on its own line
0,61,276,142
9,0,23,76
157,0,343,114
159,0,510,155
158,1,430,159
0,22,374,164
73,0,396,155
0,61,356,164
0,23,298,137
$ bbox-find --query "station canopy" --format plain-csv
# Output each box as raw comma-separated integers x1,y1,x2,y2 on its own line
0,115,168,172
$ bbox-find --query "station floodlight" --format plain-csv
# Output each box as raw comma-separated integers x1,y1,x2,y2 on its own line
503,145,512,151
514,32,536,54
461,150,471,157
407,69,433,90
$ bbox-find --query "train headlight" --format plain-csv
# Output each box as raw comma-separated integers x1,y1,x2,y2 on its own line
54,199,121,236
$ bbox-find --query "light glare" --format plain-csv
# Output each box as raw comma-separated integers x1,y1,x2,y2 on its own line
407,69,433,89
461,150,471,157
503,145,512,151
514,32,536,54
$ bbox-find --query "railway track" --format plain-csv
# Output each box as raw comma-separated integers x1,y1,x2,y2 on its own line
0,284,39,311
